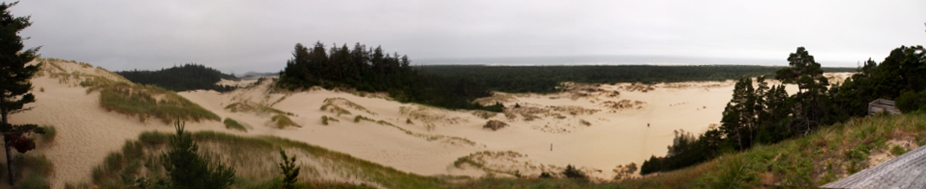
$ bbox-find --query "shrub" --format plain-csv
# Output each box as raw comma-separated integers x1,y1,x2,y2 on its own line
13,154,54,189
223,118,248,132
139,131,169,147
483,120,508,131
896,90,926,113
39,125,56,143
562,165,587,180
272,114,300,129
891,145,908,156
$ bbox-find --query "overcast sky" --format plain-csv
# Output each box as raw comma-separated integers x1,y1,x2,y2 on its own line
11,0,926,74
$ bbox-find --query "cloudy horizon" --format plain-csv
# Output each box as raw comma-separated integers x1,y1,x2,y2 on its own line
11,0,926,74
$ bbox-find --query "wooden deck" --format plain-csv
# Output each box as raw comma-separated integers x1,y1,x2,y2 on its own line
821,145,926,188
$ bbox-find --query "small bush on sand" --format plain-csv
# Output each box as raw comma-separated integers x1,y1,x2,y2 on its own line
483,120,508,131
272,114,300,129
223,118,248,132
562,165,587,180
39,125,56,143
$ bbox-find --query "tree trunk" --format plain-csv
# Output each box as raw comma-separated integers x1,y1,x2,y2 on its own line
0,96,12,185
3,138,12,186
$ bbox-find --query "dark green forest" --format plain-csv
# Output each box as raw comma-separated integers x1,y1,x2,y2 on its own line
641,45,926,175
277,42,501,111
419,65,855,93
117,64,238,92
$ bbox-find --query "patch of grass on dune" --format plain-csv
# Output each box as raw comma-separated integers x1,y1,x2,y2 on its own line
225,101,290,116
70,131,446,189
272,114,301,128
13,154,55,189
223,118,249,132
81,76,220,123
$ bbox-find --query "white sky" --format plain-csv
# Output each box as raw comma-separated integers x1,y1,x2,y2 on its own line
12,0,926,74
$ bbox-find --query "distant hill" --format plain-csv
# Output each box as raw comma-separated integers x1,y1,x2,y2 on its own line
117,64,238,92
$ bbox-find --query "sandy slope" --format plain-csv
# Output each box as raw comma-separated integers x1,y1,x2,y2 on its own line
8,59,855,188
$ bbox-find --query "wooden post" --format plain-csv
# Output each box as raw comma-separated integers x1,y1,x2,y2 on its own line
550,143,553,151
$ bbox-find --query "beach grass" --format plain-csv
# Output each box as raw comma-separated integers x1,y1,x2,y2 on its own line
223,118,248,132
70,130,448,189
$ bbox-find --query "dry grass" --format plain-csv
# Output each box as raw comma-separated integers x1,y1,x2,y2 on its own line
223,118,249,132
69,131,446,188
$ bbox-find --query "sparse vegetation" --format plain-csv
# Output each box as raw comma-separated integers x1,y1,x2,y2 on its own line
72,130,445,188
272,114,300,128
225,101,289,115
562,165,587,180
12,154,54,189
83,77,220,124
223,118,248,132
483,120,508,131
39,125,56,143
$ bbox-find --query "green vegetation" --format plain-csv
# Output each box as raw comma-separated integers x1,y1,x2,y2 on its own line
225,101,289,115
456,112,926,188
277,42,499,111
223,118,248,132
39,125,56,143
0,2,45,185
84,78,221,123
117,63,238,92
420,65,856,93
642,46,926,175
278,149,300,189
562,165,587,180
161,121,236,189
73,130,444,188
12,154,54,189
272,114,300,128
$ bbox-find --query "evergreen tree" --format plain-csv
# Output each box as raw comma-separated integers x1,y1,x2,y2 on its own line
775,47,830,135
278,149,300,189
162,121,235,189
0,2,43,185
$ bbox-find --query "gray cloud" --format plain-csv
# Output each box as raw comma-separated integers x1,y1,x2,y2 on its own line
10,0,926,74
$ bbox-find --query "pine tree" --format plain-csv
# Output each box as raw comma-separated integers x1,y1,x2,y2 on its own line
278,149,300,189
161,121,235,189
0,2,43,185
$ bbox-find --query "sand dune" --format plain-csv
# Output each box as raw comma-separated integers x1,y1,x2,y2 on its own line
9,59,855,187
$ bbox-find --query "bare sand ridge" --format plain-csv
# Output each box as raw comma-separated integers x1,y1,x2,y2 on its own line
9,59,854,187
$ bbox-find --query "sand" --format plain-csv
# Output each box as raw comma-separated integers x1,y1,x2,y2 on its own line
8,59,856,187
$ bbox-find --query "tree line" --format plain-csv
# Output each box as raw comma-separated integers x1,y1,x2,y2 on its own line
641,45,926,175
117,64,238,92
277,42,501,111
419,65,855,93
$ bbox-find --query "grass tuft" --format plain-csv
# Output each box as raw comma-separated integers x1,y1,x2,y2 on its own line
223,117,249,132
272,114,301,128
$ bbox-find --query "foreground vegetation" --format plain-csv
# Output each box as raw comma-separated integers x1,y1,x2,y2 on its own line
456,112,926,188
420,65,855,93
117,63,238,92
641,45,926,174
73,129,446,188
